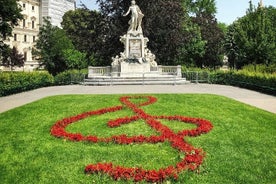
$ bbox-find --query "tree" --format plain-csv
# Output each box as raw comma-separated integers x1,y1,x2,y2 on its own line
96,0,186,65
224,24,241,69
191,0,224,68
34,18,74,75
1,46,24,70
61,8,107,65
177,19,206,67
0,0,23,60
225,2,276,69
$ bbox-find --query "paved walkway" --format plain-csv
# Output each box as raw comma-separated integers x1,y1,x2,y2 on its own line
0,84,275,114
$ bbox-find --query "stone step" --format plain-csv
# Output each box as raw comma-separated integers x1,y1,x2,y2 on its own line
84,77,188,86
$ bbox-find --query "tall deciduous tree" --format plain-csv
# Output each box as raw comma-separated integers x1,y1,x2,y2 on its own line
34,18,74,75
0,0,23,60
178,19,206,67
61,8,107,65
191,0,224,68
225,2,276,69
224,23,241,69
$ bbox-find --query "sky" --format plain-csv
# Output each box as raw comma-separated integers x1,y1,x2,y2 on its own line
75,0,276,25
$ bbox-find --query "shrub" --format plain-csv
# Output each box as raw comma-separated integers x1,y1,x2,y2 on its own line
209,71,276,96
54,69,87,85
0,71,54,97
242,64,276,74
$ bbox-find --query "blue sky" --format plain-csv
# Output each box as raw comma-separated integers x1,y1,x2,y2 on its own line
76,0,276,25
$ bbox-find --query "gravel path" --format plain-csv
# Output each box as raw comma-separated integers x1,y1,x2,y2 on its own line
0,84,275,114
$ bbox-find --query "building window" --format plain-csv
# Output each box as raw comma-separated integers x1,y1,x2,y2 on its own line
23,4,26,9
23,19,26,28
32,6,35,11
24,35,27,42
24,52,27,61
33,36,36,42
32,21,35,29
14,34,17,41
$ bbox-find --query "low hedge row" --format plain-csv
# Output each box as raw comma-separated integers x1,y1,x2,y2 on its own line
0,72,54,97
1,69,275,97
209,71,276,96
54,70,87,85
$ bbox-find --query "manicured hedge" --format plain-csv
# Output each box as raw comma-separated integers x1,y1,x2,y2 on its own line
209,71,276,96
54,70,87,85
0,71,54,97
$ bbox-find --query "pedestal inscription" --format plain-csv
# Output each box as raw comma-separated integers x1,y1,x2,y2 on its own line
129,39,142,58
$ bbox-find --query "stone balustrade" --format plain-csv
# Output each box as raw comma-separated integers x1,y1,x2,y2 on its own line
88,65,182,78
88,66,111,78
158,65,182,77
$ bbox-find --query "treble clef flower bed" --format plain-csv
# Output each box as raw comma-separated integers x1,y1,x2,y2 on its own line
50,96,213,183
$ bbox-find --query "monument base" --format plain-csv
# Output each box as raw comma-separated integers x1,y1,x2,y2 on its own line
120,62,149,77
86,64,184,85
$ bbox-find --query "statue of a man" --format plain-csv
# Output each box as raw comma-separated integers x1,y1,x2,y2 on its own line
123,0,144,33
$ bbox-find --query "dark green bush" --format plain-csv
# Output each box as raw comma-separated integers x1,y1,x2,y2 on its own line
54,69,87,85
0,71,54,97
209,71,276,96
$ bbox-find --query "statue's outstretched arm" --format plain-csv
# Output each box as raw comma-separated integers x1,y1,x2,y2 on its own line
123,8,130,16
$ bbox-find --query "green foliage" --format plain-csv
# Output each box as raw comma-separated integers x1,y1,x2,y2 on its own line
63,49,87,70
224,23,241,69
191,12,225,68
0,94,275,183
34,18,74,75
209,70,276,95
242,64,276,74
61,9,107,65
182,0,225,69
0,0,23,59
178,20,206,66
217,22,227,35
225,4,276,69
0,71,54,96
1,46,25,70
54,69,87,85
190,0,217,16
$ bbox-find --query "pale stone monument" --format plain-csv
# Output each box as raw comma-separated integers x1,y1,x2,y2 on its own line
111,0,158,77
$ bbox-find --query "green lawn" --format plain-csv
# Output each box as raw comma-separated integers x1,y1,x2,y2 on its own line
0,94,275,183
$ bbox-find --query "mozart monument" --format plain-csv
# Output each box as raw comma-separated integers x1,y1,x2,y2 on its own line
111,0,158,77
87,0,182,84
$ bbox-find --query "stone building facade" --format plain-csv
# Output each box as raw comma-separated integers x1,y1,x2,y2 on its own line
2,0,75,71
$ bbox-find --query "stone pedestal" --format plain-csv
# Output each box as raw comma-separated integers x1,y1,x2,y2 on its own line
111,32,157,77
120,61,150,77
121,33,148,59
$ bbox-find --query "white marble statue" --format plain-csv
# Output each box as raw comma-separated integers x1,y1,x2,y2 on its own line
144,48,157,67
111,0,157,68
123,0,144,33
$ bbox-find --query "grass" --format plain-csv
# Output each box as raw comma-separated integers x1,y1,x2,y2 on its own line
0,94,275,183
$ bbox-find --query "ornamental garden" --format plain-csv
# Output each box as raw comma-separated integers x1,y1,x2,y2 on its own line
0,94,275,183
0,1,275,183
